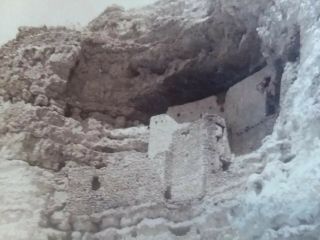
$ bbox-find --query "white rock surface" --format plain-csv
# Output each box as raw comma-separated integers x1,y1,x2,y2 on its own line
232,1,320,239
0,156,54,240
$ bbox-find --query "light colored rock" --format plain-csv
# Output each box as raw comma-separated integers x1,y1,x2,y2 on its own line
34,94,49,106
0,157,54,240
100,216,120,229
148,116,178,154
48,48,80,79
230,1,320,240
50,211,71,231
71,231,82,240
72,215,97,232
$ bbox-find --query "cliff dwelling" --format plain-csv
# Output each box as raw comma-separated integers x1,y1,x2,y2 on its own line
0,0,308,239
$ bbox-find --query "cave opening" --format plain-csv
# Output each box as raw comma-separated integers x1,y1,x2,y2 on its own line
61,15,267,128
64,56,266,127
60,30,286,155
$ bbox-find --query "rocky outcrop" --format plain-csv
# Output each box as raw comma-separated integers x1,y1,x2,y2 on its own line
0,0,268,171
0,101,149,170
0,0,265,126
68,0,264,122
231,1,320,239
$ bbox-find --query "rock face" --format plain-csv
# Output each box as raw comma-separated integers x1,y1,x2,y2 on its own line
0,0,263,125
0,0,319,239
231,1,320,239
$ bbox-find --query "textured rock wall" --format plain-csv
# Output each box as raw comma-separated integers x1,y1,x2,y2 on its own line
230,0,320,239
0,101,149,171
56,0,265,123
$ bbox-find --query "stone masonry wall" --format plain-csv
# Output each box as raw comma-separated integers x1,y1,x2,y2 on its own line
165,66,278,155
225,65,278,154
149,114,230,203
167,95,225,123
66,152,162,216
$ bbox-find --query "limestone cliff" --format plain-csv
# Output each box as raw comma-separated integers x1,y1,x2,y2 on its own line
0,0,318,240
